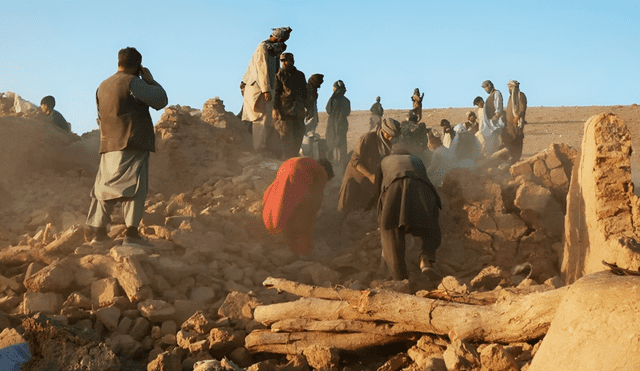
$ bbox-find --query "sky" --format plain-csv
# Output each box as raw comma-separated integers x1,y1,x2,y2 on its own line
0,0,638,135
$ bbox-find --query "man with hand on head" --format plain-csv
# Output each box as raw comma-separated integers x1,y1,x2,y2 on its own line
86,47,167,248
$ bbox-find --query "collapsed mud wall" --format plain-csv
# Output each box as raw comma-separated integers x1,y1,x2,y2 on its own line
562,113,640,284
438,143,576,284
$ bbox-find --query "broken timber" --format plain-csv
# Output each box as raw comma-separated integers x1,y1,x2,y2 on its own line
247,277,568,354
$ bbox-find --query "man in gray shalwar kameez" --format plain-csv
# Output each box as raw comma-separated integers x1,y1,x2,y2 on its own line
86,47,168,248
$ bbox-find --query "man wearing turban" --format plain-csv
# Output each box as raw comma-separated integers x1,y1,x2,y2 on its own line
242,27,292,157
503,80,528,163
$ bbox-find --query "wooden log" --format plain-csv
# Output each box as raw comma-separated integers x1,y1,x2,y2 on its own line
257,277,568,343
271,319,418,336
43,224,85,255
245,329,417,355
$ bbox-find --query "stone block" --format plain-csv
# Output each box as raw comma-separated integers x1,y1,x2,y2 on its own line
107,334,142,358
161,320,177,336
443,339,480,371
129,317,150,341
22,292,63,315
24,258,76,293
532,159,548,178
549,167,569,186
109,245,149,262
114,256,153,304
92,277,120,308
303,345,340,371
480,344,519,371
137,299,176,323
217,292,260,320
181,310,215,334
147,351,182,371
96,306,121,332
116,316,133,335
514,182,552,214
510,161,532,178
545,148,562,169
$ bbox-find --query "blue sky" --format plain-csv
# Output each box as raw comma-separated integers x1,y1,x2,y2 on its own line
0,0,638,134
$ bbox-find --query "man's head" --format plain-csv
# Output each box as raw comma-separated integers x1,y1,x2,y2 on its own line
414,88,420,95
481,80,494,94
118,47,142,74
376,96,381,103
508,79,520,93
333,80,346,93
40,96,55,114
308,74,324,89
381,118,400,141
466,110,477,122
473,96,484,108
271,26,292,42
280,52,294,70
317,158,334,181
440,119,451,129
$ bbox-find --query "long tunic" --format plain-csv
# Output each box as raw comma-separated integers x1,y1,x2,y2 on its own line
338,131,390,212
504,91,527,141
325,92,350,154
481,89,506,155
377,154,441,232
262,157,328,254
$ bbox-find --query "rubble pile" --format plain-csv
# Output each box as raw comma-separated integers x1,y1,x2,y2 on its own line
0,98,638,371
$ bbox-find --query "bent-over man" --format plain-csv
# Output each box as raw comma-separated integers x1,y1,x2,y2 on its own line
376,146,442,281
86,47,168,248
263,157,334,255
273,52,307,159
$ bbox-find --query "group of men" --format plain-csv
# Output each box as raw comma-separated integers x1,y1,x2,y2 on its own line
84,27,526,286
241,27,331,161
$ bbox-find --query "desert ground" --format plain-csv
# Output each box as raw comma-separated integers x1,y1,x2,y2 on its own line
0,96,639,371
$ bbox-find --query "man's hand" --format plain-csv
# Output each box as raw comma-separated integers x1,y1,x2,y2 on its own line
272,108,279,120
264,92,271,102
140,67,154,84
368,174,375,184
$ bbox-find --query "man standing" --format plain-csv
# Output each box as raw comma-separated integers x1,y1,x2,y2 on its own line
242,27,292,157
480,80,506,155
325,80,351,164
503,80,527,163
369,96,384,131
40,96,71,132
411,88,425,122
273,52,308,159
86,47,168,248
376,146,442,281
263,157,334,255
304,73,324,133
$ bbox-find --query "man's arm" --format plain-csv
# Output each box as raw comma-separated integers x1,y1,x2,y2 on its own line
129,73,168,110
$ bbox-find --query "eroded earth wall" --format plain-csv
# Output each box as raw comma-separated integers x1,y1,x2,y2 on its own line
562,113,640,284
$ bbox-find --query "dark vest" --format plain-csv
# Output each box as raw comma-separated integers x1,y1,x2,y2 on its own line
96,72,155,153
379,154,429,191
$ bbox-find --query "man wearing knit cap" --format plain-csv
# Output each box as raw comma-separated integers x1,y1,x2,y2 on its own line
503,80,527,163
242,26,292,157
325,80,351,164
273,52,308,159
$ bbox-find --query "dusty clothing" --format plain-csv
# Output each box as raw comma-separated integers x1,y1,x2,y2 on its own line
46,109,71,132
503,90,527,162
87,150,149,228
305,82,321,133
412,93,424,121
242,40,286,151
262,157,328,255
370,102,384,117
377,154,442,280
325,89,351,163
274,66,307,159
482,89,506,155
88,70,167,229
427,145,453,187
338,130,391,213
96,71,166,153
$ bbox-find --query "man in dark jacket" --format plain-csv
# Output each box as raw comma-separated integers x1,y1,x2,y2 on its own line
86,47,168,248
375,145,442,281
273,52,307,159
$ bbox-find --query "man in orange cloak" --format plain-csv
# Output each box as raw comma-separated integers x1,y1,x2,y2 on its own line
263,157,334,255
